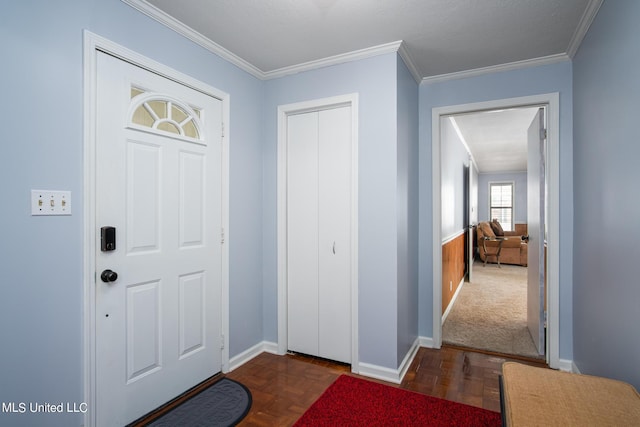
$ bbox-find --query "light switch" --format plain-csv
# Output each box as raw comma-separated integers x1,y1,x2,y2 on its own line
31,190,72,216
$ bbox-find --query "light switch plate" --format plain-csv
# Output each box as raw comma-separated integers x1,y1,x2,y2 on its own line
31,190,72,216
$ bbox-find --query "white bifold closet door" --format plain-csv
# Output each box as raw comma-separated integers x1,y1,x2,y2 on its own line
287,105,352,364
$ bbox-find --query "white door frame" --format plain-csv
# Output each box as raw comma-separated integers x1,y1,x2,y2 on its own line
82,31,230,426
432,93,560,369
276,94,359,371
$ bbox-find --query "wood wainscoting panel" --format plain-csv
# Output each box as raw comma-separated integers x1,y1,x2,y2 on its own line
442,232,466,315
514,223,528,236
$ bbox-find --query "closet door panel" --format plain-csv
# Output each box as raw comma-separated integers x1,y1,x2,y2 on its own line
318,106,352,363
287,112,320,356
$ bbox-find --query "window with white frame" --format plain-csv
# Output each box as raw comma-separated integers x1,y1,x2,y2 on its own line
489,182,514,231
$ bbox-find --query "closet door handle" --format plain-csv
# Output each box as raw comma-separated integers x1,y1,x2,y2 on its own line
332,241,336,254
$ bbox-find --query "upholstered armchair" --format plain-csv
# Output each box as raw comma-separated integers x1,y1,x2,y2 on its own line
476,220,528,266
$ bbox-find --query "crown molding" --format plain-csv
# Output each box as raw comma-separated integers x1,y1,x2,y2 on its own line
263,41,403,80
124,0,590,84
397,43,422,84
122,0,411,81
421,53,570,85
566,0,603,58
122,0,264,79
448,117,479,172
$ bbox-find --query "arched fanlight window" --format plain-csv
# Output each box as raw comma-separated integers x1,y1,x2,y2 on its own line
128,87,203,143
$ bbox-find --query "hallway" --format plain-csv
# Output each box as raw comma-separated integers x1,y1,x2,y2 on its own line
443,262,541,359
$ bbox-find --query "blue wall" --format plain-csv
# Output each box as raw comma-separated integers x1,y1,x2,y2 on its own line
0,4,421,424
418,61,574,360
396,58,420,366
263,53,408,369
0,1,264,425
572,0,640,389
478,171,528,225
440,118,471,239
6,0,640,424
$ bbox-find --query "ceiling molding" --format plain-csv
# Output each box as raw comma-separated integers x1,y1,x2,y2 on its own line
122,0,264,79
262,41,403,80
566,0,604,58
123,0,407,81
124,0,594,83
478,169,527,175
420,53,570,85
449,117,478,172
397,43,422,85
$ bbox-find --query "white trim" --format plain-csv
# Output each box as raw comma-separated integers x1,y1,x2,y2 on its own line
570,360,581,374
558,358,577,373
228,341,279,372
121,0,263,78
449,117,478,171
83,30,231,427
121,1,416,81
124,0,598,83
276,93,359,371
359,338,420,384
478,170,527,175
82,31,98,427
432,93,561,369
566,0,604,58
441,277,466,323
419,336,435,348
398,339,421,382
422,54,570,84
442,228,466,245
397,42,422,84
356,363,402,384
264,41,403,80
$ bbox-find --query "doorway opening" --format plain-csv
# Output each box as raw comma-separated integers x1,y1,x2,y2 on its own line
442,106,543,360
431,94,560,369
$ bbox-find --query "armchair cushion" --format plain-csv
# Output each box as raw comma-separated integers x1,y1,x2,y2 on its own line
491,219,505,236
479,222,495,239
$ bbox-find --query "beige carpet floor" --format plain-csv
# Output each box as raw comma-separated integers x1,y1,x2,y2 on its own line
442,261,543,359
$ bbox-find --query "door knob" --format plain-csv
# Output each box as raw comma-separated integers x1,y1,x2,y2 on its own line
101,269,118,283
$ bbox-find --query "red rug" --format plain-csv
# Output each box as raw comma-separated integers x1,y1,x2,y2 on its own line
294,375,501,427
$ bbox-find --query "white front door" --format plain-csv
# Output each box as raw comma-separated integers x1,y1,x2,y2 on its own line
95,52,223,426
527,107,546,355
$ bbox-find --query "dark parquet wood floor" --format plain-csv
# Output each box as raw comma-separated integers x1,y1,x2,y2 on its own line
224,345,547,426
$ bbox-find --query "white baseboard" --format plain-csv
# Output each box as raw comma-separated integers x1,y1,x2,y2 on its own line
228,340,279,372
557,358,578,373
398,338,420,381
230,338,577,390
357,362,403,384
571,361,581,374
419,336,435,348
357,338,421,384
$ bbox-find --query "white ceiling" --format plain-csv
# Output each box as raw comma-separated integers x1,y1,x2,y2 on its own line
452,108,539,173
124,0,601,172
135,0,599,80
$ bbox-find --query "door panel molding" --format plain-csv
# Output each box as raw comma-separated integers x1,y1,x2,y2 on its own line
83,31,230,427
431,93,560,369
276,94,359,370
